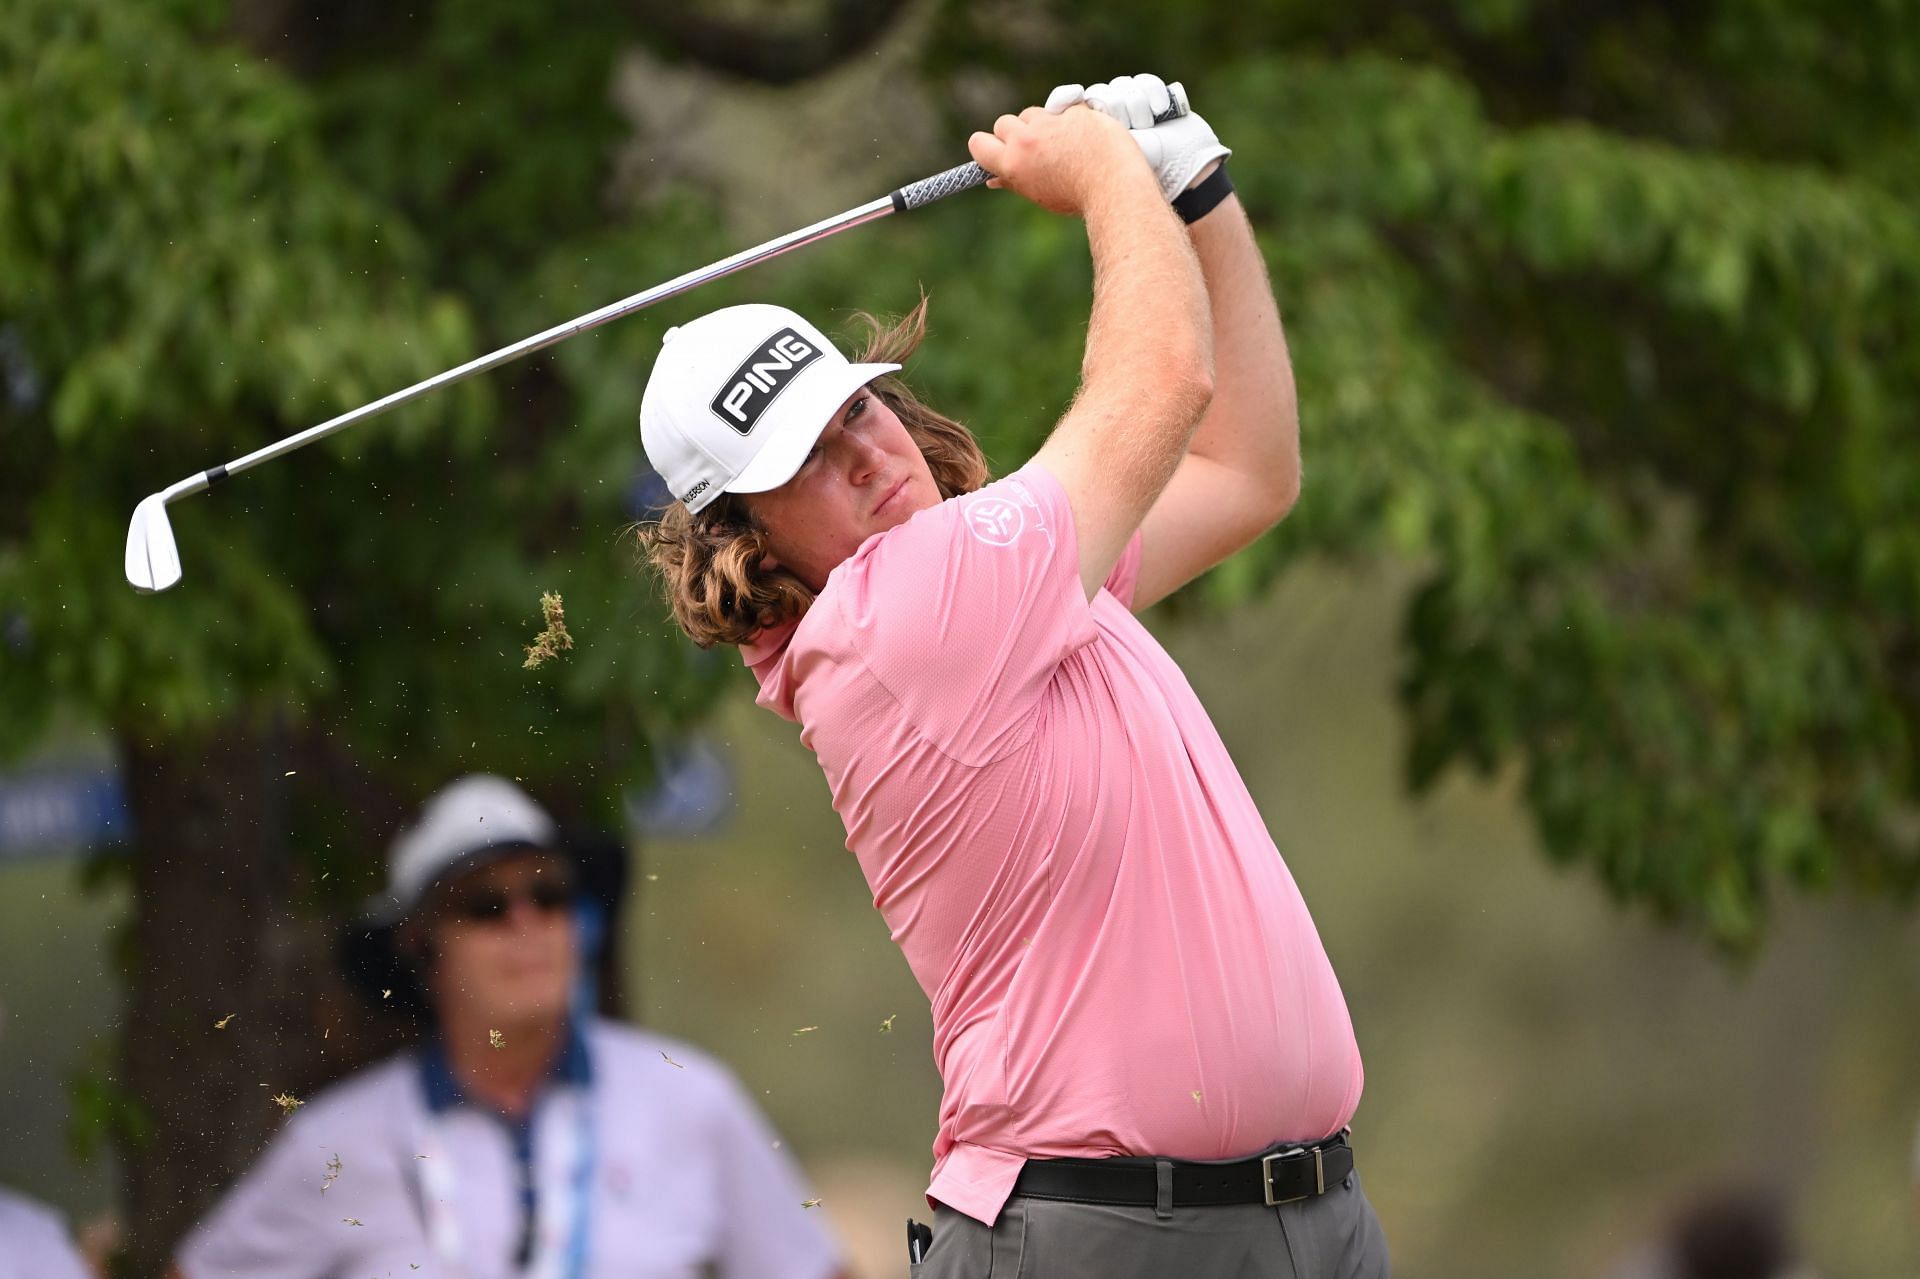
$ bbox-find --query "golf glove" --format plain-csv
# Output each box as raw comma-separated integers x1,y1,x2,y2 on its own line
1046,72,1231,204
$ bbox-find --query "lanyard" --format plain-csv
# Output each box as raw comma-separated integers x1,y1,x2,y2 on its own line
416,1084,597,1279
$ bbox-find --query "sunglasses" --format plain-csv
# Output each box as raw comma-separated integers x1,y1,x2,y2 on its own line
446,879,576,924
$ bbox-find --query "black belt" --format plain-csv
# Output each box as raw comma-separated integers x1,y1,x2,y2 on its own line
1010,1131,1353,1209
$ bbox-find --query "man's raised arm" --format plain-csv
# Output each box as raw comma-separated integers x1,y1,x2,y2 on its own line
968,104,1215,598
1130,171,1299,609
1049,74,1301,610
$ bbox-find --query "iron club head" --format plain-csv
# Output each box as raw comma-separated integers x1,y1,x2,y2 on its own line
126,493,183,593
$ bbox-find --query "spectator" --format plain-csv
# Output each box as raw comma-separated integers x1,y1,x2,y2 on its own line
171,774,844,1279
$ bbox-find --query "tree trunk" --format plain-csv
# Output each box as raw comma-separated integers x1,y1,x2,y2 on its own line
115,716,321,1279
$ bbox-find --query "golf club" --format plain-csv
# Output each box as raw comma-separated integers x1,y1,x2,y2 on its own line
124,86,1189,593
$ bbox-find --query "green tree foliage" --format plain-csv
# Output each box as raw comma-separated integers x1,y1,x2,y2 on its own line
3,0,1918,1260
0,1,729,1265
0,0,729,778
3,0,1912,948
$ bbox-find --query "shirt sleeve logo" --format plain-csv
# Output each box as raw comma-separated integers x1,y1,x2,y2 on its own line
963,495,1025,546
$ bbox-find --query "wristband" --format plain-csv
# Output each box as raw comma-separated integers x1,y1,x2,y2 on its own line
1173,162,1234,225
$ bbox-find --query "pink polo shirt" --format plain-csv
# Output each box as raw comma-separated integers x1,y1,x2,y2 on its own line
745,463,1363,1226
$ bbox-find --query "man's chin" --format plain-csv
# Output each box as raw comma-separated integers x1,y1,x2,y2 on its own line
489,990,573,1028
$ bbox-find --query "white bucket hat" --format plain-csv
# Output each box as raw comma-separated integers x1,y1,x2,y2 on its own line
639,303,899,513
364,774,561,924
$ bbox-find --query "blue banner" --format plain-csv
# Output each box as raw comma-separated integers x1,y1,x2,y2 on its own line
0,763,131,862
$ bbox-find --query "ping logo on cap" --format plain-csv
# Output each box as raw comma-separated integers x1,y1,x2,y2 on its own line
710,328,822,435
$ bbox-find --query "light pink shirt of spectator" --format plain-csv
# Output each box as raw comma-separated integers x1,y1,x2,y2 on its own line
744,462,1363,1227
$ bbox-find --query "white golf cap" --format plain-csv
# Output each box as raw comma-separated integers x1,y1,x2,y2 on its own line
640,303,899,513
367,775,560,924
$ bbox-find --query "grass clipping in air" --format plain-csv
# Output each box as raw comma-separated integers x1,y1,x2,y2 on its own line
524,592,573,670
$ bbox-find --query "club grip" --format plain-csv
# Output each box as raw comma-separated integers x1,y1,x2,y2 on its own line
890,81,1190,213
891,162,990,212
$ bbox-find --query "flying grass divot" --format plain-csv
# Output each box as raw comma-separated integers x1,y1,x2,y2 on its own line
522,592,573,670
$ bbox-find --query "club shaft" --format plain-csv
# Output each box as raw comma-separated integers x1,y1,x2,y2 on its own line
195,193,905,491
162,86,1185,498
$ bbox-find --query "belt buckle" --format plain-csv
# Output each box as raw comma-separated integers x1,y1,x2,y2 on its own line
1261,1147,1325,1207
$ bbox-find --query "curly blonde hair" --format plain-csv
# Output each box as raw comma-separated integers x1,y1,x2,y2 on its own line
635,296,990,648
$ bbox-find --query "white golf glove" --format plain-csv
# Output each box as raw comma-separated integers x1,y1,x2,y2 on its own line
1046,72,1231,204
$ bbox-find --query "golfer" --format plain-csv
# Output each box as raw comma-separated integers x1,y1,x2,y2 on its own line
172,775,845,1279
638,75,1387,1277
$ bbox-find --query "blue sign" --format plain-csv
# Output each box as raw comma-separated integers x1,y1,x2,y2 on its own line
0,764,131,862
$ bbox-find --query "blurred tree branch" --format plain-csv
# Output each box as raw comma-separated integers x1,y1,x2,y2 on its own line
629,0,916,84
229,0,918,86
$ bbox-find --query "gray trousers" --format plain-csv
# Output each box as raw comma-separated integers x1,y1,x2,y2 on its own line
912,1170,1390,1278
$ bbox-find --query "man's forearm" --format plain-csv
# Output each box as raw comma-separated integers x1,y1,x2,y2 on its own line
1033,158,1215,595
1072,171,1215,481
1185,186,1300,514
1086,189,1213,380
